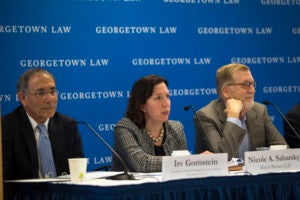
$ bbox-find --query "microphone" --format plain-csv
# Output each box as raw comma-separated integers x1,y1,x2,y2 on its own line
76,121,135,180
262,100,300,140
184,105,214,153
184,105,192,112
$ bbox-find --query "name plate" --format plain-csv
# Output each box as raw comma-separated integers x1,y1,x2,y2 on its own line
162,153,228,181
245,148,300,175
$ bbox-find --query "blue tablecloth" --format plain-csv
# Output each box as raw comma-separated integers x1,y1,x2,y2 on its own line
6,172,300,200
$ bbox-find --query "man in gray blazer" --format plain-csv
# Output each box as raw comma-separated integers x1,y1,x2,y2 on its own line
194,63,287,160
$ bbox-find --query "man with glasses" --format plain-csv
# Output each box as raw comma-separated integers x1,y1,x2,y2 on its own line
194,63,287,160
2,68,84,180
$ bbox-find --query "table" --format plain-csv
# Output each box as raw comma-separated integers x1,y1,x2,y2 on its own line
5,171,300,200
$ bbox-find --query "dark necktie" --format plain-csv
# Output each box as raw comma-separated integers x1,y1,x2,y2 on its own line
37,124,57,178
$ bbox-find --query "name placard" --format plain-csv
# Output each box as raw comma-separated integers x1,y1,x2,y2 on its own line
245,149,300,175
162,153,228,181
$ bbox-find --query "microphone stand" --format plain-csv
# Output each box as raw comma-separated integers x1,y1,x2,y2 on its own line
184,105,214,153
263,100,300,139
76,121,135,180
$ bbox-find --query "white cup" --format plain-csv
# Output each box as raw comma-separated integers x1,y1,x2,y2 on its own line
269,145,288,150
68,158,88,183
171,150,191,156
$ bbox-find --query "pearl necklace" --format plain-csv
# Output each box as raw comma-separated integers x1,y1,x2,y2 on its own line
144,127,164,142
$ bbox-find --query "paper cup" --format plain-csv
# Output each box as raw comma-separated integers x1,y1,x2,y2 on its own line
269,145,288,150
68,158,88,183
171,150,191,156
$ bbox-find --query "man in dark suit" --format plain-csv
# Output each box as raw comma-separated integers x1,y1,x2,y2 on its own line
284,102,300,148
194,63,287,160
2,68,84,180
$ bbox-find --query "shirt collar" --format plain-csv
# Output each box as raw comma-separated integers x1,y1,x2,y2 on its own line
26,113,49,130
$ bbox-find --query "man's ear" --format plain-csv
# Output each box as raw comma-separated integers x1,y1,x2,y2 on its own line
222,86,230,99
17,91,26,104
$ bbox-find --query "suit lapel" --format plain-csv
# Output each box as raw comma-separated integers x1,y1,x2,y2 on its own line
48,118,58,151
245,108,259,149
19,108,39,171
48,117,61,165
216,99,227,125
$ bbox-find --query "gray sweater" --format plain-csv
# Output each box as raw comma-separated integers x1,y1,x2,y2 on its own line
112,118,187,172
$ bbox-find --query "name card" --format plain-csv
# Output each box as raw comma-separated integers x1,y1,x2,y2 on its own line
162,153,228,181
245,148,300,175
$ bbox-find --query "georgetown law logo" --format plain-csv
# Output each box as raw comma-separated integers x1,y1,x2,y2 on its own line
169,88,218,96
132,57,212,66
163,0,240,5
95,26,177,34
0,25,72,34
263,85,300,94
60,90,124,100
20,58,110,68
261,0,300,6
231,56,300,65
197,27,272,35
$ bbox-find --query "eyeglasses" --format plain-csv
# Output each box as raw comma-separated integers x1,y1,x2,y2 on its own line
224,81,257,88
24,88,58,98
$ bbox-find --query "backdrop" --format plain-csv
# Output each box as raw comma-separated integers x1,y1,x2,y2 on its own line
1,0,299,171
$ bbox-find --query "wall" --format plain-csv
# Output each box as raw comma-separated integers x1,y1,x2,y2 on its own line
1,0,299,171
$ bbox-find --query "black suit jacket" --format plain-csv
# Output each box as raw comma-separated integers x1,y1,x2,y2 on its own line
284,102,300,148
2,106,84,180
